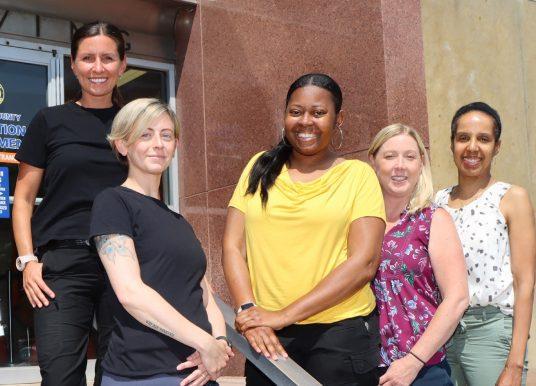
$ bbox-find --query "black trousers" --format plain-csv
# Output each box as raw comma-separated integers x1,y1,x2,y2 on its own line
245,311,381,386
34,246,114,386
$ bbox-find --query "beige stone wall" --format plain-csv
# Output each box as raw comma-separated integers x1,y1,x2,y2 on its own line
421,0,536,202
421,0,536,381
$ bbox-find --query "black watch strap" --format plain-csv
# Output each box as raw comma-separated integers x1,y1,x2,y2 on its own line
236,302,256,314
215,335,232,348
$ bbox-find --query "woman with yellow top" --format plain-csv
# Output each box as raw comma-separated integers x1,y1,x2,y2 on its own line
222,73,386,385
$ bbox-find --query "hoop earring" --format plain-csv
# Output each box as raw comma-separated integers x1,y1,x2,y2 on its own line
331,125,344,150
281,128,290,146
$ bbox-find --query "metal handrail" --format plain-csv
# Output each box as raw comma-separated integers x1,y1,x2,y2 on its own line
214,297,322,386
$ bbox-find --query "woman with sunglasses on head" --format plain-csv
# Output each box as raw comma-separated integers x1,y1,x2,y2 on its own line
435,102,536,386
90,98,232,386
368,124,468,386
13,21,128,386
223,73,386,385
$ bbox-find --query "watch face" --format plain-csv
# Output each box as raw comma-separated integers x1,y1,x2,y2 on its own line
236,302,255,313
16,255,37,271
16,257,26,271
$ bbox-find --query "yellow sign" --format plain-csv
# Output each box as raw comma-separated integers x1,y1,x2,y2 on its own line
0,151,18,164
0,83,4,105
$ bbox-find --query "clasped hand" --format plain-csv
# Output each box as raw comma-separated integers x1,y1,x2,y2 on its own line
177,339,234,386
235,306,288,360
235,306,288,331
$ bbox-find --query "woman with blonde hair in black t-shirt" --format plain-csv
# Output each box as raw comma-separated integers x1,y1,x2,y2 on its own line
90,98,232,386
13,21,127,386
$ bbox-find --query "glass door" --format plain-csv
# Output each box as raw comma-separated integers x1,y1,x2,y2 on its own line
0,45,57,366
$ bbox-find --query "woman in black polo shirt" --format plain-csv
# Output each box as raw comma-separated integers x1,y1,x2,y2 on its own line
90,98,232,385
13,22,127,386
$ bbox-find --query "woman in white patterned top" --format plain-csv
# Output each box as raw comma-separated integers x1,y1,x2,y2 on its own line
435,102,536,386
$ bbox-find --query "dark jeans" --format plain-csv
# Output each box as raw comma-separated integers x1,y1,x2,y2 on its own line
413,360,452,386
245,311,381,386
377,359,452,386
34,246,114,386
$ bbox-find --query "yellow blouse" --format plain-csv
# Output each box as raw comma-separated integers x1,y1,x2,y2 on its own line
229,152,385,324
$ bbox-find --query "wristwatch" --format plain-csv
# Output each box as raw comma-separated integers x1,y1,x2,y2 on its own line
236,302,256,314
16,254,38,272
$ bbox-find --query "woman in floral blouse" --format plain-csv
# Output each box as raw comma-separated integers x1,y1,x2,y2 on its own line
368,124,468,385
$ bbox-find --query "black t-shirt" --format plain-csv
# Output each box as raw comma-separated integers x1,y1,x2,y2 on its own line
15,101,127,247
89,186,212,377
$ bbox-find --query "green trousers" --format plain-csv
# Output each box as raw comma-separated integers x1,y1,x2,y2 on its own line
446,306,528,386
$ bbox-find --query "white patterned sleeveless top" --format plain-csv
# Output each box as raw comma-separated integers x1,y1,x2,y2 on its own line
435,182,513,315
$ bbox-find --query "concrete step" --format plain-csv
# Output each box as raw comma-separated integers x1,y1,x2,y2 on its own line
4,377,246,386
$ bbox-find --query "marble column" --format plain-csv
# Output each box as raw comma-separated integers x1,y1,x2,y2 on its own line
174,0,427,375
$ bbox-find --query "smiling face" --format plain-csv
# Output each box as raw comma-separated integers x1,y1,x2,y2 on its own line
71,34,126,104
118,113,177,176
283,85,342,157
371,134,423,201
451,110,500,178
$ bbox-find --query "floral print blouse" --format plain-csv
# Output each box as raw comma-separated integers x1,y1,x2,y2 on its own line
373,206,445,366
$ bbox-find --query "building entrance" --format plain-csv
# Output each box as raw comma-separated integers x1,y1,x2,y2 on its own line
0,37,176,383
0,44,56,367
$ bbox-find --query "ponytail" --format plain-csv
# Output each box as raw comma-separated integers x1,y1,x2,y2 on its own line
246,139,292,207
112,86,125,108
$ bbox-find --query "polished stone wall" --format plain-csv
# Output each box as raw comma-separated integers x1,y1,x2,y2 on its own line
174,0,428,375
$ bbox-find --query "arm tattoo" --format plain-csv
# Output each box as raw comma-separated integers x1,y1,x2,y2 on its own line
146,320,175,338
95,234,136,264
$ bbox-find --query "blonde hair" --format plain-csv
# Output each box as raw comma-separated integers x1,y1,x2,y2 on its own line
108,98,180,164
368,123,433,214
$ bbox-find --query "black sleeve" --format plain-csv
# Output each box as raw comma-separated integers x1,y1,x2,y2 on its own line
15,109,48,168
89,188,133,242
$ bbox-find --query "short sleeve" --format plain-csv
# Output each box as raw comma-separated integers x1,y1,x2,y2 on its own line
15,110,48,168
350,164,386,222
228,152,264,213
89,188,133,241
